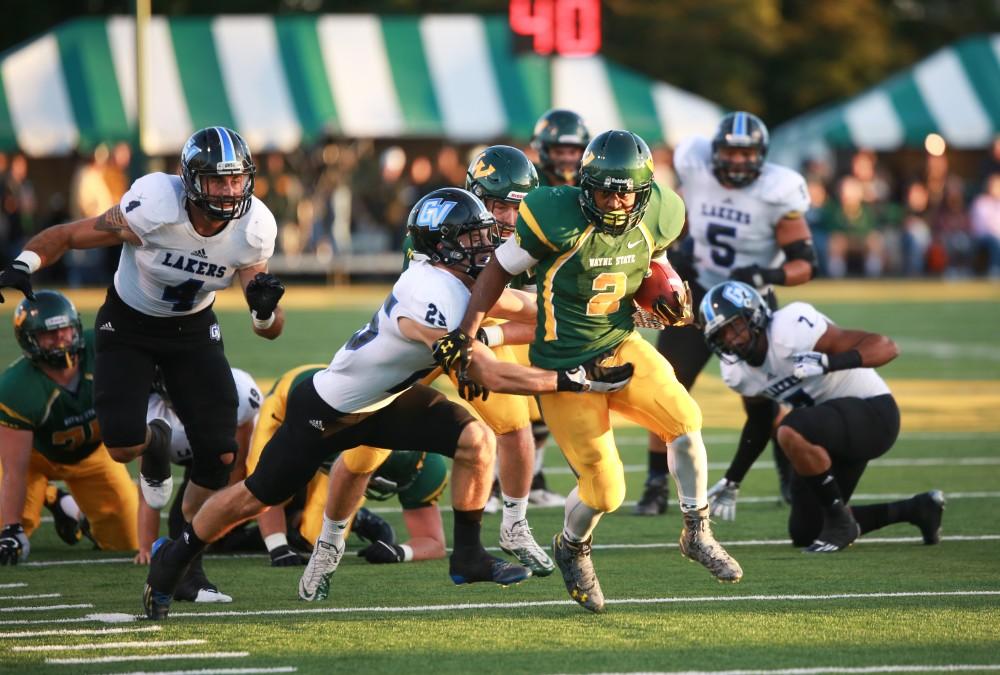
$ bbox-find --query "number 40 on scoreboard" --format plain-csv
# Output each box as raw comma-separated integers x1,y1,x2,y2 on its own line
509,0,602,57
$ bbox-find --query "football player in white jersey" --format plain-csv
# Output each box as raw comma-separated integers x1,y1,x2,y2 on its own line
637,112,818,516
133,367,261,603
140,188,634,619
699,281,945,552
0,126,284,585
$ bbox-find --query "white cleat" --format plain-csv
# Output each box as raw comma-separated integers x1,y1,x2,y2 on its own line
499,519,555,577
193,588,233,603
139,474,173,510
298,540,344,602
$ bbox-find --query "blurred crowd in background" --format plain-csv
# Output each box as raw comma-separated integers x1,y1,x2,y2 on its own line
2,134,999,285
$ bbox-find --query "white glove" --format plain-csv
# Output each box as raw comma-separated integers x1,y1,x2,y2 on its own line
707,478,740,521
792,351,829,380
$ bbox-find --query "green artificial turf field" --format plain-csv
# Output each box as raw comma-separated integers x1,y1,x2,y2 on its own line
0,280,998,674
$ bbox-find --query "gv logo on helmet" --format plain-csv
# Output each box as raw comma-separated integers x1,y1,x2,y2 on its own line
416,199,457,231
722,282,754,307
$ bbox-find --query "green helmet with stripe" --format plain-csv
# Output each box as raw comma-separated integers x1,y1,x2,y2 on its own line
13,290,84,369
465,145,539,207
578,130,655,235
531,109,590,182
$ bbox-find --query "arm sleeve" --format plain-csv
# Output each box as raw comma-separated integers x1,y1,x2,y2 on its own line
494,236,538,275
725,397,778,483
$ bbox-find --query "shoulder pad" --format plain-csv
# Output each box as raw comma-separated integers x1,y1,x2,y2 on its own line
401,264,468,331
755,164,810,213
242,198,278,261
672,137,711,180
120,173,185,236
770,302,826,350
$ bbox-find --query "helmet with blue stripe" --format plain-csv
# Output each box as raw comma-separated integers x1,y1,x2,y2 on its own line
180,126,257,221
711,112,769,188
406,188,497,279
699,281,771,363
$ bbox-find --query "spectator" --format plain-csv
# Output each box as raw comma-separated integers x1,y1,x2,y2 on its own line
2,154,35,257
900,181,933,277
825,175,885,277
931,177,973,278
970,172,1000,278
805,177,831,277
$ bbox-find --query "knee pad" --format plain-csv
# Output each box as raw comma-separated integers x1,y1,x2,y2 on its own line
188,433,239,490
577,459,626,513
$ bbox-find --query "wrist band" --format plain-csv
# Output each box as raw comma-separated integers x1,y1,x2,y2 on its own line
400,543,414,562
827,349,862,372
14,250,41,274
481,324,504,347
263,532,288,552
252,311,276,330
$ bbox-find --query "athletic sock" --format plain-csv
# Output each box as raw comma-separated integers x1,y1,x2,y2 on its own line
647,451,669,479
562,487,602,543
850,503,891,534
318,514,350,548
452,508,487,556
805,471,845,512
501,494,528,529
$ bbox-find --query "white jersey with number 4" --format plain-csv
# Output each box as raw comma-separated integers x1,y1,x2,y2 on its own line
146,368,261,464
313,260,469,414
115,173,277,317
720,302,890,408
673,137,810,290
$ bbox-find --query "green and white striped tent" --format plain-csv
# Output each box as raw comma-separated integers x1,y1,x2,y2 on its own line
771,34,1000,165
0,14,723,157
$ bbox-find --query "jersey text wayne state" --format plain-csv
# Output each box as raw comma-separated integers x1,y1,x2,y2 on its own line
159,251,227,278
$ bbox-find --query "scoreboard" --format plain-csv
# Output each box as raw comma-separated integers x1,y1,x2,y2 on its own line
509,0,602,57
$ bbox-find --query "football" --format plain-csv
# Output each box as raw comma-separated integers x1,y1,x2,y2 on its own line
634,259,686,314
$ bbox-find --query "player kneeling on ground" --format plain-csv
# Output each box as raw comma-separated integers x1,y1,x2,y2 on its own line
700,281,945,551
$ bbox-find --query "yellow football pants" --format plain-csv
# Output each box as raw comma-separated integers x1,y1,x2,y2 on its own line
539,332,702,513
17,447,138,550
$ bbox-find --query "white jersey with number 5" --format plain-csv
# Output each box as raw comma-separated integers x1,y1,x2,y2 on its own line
673,137,810,290
146,368,262,464
115,173,277,317
313,260,469,413
720,302,890,407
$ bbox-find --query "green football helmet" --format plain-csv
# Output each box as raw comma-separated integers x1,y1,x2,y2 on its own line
531,109,590,182
13,290,84,369
466,145,538,206
578,130,655,235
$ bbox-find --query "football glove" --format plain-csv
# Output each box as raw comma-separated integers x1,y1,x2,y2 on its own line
651,281,694,327
557,353,634,393
0,262,35,304
245,272,285,321
431,328,472,373
269,544,307,567
456,372,489,402
0,524,30,565
707,478,740,521
792,351,829,380
358,541,406,564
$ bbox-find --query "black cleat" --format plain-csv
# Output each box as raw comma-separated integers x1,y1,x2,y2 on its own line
634,474,669,516
353,507,395,546
805,504,861,553
552,533,605,613
449,551,531,587
44,489,81,546
143,537,178,620
911,490,946,545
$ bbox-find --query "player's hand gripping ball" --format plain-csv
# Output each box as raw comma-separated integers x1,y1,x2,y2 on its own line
634,259,693,327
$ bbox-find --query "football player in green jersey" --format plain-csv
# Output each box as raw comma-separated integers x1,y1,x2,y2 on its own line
434,130,744,613
530,109,590,187
0,291,138,564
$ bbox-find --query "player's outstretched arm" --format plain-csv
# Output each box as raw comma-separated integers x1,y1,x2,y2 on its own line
793,324,899,378
239,265,285,340
460,257,514,339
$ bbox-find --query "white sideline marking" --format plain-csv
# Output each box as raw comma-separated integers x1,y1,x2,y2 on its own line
543,458,1000,476
0,625,162,638
596,667,1000,674
585,534,1000,551
616,431,1000,442
15,638,206,652
0,603,91,612
0,617,101,626
0,593,60,601
0,583,27,589
101,669,297,675
168,589,1000,619
47,651,249,664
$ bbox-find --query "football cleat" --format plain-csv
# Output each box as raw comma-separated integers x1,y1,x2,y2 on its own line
143,537,179,620
499,519,555,577
173,559,231,603
911,490,946,545
44,488,81,546
352,507,396,546
634,474,669,516
449,552,531,587
298,539,344,602
804,504,861,553
679,506,743,582
552,533,605,613
139,419,173,510
528,488,566,508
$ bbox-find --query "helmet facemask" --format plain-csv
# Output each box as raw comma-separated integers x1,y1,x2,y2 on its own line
435,224,495,278
700,281,770,365
710,112,769,189
580,179,653,236
180,127,257,221
14,296,84,370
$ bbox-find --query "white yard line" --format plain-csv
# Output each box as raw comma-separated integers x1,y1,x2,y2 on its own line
567,665,1000,674
100,669,297,675
0,625,162,638
167,589,1000,619
47,651,249,665
0,583,27,589
542,458,1000,476
14,638,206,652
0,593,60,601
0,604,91,613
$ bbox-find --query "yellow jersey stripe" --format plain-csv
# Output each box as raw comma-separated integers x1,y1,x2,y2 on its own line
519,202,559,252
0,402,33,426
542,226,595,341
637,222,655,255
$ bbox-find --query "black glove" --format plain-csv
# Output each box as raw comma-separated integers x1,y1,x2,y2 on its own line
245,272,285,321
729,264,784,288
0,262,36,304
357,540,406,564
556,353,634,393
0,524,29,565
457,372,489,402
431,328,472,373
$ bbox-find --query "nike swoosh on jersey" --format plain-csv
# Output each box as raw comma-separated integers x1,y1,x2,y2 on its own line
627,240,641,249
